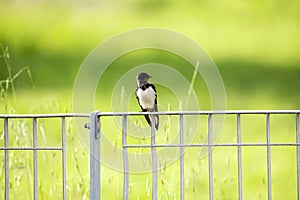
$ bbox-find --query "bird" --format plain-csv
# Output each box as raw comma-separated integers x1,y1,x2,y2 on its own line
135,72,159,130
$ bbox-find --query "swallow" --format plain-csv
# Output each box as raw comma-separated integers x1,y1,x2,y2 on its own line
135,72,159,130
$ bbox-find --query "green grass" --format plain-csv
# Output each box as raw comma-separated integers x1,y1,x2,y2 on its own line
0,90,299,199
0,43,299,199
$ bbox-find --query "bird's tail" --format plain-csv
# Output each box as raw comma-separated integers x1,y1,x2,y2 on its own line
144,114,159,130
154,114,159,130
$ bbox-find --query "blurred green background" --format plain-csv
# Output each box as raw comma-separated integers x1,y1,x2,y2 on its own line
1,0,300,111
1,1,300,199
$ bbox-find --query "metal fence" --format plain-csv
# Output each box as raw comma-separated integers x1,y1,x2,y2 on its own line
1,110,300,199
0,113,89,200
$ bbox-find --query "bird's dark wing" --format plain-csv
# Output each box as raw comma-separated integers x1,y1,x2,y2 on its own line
149,83,157,93
143,109,152,127
153,112,159,130
149,84,159,130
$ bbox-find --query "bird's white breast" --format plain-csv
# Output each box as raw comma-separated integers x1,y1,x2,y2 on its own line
136,87,156,110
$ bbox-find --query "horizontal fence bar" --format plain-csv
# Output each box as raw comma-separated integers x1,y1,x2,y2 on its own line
0,113,89,118
0,147,63,150
95,110,300,116
123,143,300,148
0,110,299,118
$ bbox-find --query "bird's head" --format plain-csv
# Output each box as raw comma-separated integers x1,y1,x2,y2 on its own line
136,72,152,87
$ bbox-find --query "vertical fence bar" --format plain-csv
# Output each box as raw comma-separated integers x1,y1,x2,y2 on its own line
4,118,9,200
208,114,214,200
122,115,129,200
61,117,66,200
179,114,184,200
33,118,38,200
266,114,272,200
237,114,243,200
90,111,101,200
296,114,300,199
151,114,158,200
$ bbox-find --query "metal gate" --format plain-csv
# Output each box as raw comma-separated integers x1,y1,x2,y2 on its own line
0,113,89,200
90,110,300,200
1,110,300,199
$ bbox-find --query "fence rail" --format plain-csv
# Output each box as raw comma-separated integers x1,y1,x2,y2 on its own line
94,110,300,200
0,114,89,200
1,110,300,199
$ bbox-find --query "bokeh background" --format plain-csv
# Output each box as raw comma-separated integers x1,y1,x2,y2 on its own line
1,1,300,199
